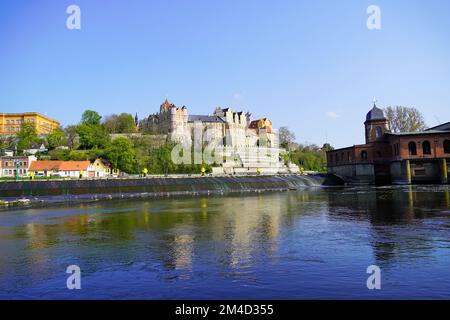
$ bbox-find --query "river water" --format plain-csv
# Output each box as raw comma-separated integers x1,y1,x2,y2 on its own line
0,185,449,299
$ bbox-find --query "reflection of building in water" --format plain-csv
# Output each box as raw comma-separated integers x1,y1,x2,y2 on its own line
326,186,450,265
172,234,194,272
204,194,285,267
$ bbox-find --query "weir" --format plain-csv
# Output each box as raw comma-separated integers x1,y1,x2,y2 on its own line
0,174,343,203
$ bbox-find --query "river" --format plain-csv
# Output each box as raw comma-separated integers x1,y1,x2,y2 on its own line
0,185,449,299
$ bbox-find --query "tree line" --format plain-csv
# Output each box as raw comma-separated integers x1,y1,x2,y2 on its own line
0,110,211,175
0,105,428,174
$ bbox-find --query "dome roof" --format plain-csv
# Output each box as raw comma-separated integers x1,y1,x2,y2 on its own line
366,105,386,121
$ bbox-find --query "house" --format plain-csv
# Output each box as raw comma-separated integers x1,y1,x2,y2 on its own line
24,143,48,156
0,156,37,178
327,103,450,184
29,161,92,178
91,158,119,177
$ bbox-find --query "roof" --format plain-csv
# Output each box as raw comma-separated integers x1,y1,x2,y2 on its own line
94,158,112,167
59,161,91,171
248,118,271,129
366,105,386,121
30,161,90,171
387,130,450,136
188,115,225,123
425,122,450,132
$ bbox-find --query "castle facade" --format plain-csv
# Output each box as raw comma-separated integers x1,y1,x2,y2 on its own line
138,99,298,174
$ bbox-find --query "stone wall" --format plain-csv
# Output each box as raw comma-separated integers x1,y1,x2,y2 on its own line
328,163,375,184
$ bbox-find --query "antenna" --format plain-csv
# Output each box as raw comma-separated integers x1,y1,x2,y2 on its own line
434,115,441,125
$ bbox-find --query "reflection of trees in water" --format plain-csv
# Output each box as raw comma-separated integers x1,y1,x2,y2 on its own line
9,194,291,279
326,186,450,266
6,186,449,282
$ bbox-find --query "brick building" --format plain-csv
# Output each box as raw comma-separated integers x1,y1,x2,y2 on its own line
327,104,450,184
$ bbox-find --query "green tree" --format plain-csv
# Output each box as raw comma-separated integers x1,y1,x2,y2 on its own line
103,113,137,133
104,137,137,173
46,128,68,149
81,110,102,125
76,123,110,149
17,123,40,152
322,143,334,152
289,144,327,172
384,106,427,133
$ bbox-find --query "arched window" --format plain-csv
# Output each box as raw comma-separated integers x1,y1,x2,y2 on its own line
361,151,368,161
375,126,382,138
444,140,450,154
408,141,417,156
422,141,431,155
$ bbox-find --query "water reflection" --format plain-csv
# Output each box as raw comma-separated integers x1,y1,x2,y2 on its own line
0,185,449,299
326,186,450,267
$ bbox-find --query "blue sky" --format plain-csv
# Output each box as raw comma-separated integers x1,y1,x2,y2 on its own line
1,0,450,148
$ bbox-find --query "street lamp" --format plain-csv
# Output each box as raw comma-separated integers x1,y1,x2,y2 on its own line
14,160,20,181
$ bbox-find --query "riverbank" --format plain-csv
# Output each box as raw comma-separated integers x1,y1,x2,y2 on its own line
0,174,343,208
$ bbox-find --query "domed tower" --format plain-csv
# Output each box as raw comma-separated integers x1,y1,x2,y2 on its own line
364,102,390,143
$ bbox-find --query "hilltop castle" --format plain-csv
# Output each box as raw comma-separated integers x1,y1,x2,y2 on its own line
138,99,299,174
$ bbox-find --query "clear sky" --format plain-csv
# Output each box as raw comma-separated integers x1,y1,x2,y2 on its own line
1,0,449,148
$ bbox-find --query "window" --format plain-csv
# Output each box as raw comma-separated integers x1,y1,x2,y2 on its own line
361,151,368,161
375,126,382,138
422,141,431,155
444,140,450,154
408,141,417,156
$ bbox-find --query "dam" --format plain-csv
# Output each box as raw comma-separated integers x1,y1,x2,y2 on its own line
0,174,343,205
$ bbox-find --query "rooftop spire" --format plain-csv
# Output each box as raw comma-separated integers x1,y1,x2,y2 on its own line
373,97,378,107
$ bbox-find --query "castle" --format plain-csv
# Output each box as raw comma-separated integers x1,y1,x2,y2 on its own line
138,99,299,174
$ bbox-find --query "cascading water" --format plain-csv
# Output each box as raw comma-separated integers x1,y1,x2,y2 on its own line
0,174,342,207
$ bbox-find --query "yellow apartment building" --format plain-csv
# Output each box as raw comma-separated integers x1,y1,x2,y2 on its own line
0,112,60,135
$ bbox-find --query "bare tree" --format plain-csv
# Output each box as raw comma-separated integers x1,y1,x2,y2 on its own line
279,126,296,149
384,106,427,133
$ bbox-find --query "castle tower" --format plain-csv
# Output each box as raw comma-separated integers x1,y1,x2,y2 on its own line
364,102,390,144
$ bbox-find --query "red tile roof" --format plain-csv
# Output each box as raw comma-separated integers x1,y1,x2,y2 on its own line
29,161,90,171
